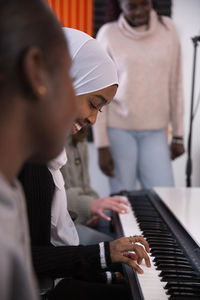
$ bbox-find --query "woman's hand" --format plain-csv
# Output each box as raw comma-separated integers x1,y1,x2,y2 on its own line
90,196,129,221
109,236,151,274
98,147,114,177
170,141,185,160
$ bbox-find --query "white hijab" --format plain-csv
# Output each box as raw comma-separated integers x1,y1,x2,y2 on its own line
49,28,118,246
63,27,118,95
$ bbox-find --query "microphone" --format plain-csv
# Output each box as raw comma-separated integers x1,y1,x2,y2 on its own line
192,35,200,43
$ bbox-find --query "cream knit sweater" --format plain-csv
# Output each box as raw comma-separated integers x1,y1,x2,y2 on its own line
93,10,184,148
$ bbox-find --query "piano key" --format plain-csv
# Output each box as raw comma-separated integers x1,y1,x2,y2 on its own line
155,260,191,266
159,270,199,277
161,275,200,282
165,282,200,288
148,242,178,247
155,255,190,261
156,264,194,271
143,231,173,237
169,292,200,297
150,250,184,256
150,246,183,251
169,296,200,300
134,211,160,217
166,286,200,295
147,237,176,243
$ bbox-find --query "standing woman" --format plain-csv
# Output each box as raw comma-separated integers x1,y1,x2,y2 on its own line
93,0,185,193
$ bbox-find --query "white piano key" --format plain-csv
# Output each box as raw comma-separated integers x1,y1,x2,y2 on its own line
118,196,168,300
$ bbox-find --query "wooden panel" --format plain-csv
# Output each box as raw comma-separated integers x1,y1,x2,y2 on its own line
46,0,94,36
85,0,93,36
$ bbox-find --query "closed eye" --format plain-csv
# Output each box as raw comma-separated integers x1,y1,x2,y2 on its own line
90,102,102,113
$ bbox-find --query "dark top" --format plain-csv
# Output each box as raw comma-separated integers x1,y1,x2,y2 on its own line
18,163,112,281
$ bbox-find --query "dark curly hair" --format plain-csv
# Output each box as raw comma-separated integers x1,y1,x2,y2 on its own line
105,0,165,25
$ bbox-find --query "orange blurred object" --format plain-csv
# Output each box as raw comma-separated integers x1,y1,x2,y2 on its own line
46,0,93,36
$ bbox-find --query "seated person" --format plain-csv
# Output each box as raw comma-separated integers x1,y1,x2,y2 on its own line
61,130,128,244
19,28,151,300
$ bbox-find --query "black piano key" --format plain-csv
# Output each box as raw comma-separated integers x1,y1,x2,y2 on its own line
150,246,183,251
147,237,176,243
170,292,200,296
141,226,168,230
140,223,166,226
142,226,169,231
169,296,200,300
165,282,200,288
134,207,158,211
155,260,192,266
166,286,200,296
142,229,172,234
143,231,173,237
151,250,184,256
156,264,194,271
134,211,159,217
159,270,199,277
161,275,200,282
149,242,178,247
155,255,190,261
136,216,165,222
132,207,153,211
154,258,190,265
150,243,181,247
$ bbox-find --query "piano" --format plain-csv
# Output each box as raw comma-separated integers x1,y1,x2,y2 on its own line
112,188,200,300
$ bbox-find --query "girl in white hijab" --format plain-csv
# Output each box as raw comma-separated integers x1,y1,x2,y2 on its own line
20,28,150,300
49,28,120,247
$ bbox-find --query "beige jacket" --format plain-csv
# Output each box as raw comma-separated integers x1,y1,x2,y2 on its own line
61,137,98,223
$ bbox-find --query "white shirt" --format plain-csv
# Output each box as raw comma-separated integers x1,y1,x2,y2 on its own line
48,150,79,246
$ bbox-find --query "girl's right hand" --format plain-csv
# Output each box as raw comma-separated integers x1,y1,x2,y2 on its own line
109,236,151,274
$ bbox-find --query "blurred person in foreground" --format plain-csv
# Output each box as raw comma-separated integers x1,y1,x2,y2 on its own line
0,0,77,299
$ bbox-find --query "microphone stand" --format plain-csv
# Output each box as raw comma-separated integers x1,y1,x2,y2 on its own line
186,36,199,187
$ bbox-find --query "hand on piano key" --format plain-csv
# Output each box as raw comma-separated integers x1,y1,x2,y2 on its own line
90,196,129,221
109,236,151,274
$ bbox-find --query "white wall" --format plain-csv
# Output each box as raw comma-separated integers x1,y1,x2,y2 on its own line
172,0,200,186
88,142,110,197
88,0,200,197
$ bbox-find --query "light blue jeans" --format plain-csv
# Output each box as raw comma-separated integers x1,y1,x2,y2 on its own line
107,128,174,193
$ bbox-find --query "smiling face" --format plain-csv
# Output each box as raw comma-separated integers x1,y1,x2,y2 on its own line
72,84,117,134
119,0,151,27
